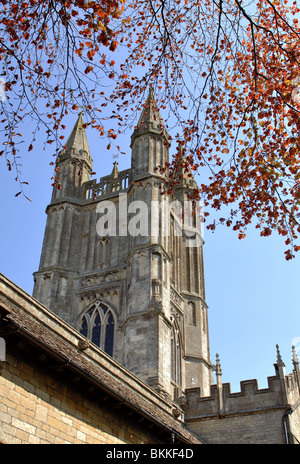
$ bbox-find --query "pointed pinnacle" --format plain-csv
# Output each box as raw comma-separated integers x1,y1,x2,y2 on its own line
173,142,197,188
292,345,299,364
64,112,90,155
112,161,119,179
215,353,222,375
276,344,285,366
138,88,162,124
131,88,169,144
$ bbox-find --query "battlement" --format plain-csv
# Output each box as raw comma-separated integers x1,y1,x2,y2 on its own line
182,375,282,419
180,348,300,444
182,357,300,420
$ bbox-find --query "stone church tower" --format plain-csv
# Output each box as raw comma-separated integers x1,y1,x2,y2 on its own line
33,90,214,399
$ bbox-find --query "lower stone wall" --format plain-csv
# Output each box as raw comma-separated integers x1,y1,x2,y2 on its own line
186,408,286,444
289,403,300,444
181,370,300,444
0,349,158,444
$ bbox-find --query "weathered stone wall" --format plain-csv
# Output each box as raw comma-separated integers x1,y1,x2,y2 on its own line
0,353,159,444
182,374,300,444
186,408,286,444
289,403,300,444
0,272,201,445
0,349,158,444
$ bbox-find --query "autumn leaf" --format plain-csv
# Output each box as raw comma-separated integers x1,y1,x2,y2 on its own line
2,0,300,258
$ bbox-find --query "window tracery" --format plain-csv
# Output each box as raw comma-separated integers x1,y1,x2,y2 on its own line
171,321,182,388
79,301,115,357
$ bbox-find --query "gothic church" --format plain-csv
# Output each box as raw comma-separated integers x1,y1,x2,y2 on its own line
32,89,213,401
0,90,299,444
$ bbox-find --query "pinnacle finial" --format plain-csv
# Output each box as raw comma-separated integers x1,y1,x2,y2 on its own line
131,87,169,144
276,344,285,366
215,353,222,375
148,84,154,97
64,112,88,151
292,345,299,365
112,161,119,179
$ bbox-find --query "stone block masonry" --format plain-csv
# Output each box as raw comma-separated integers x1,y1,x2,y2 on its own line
0,272,201,445
0,350,156,444
180,361,300,444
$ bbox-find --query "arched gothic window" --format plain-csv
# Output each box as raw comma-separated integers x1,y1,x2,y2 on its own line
171,322,182,388
79,301,115,357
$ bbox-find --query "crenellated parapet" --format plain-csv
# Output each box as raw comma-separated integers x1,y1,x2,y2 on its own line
183,349,300,418
182,375,285,420
180,348,300,444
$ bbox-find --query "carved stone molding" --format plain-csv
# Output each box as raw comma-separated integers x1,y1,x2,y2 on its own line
48,204,65,214
170,286,183,309
148,300,164,316
170,305,183,322
79,270,122,288
58,273,69,280
78,286,119,302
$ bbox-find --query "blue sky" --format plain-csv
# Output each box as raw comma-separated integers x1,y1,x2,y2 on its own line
1,109,300,394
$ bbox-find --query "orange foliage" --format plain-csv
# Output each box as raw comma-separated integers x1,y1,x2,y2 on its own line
1,0,300,258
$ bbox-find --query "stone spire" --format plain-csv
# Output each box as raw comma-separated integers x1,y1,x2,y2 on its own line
131,87,169,145
59,112,92,167
51,112,93,202
130,88,170,180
